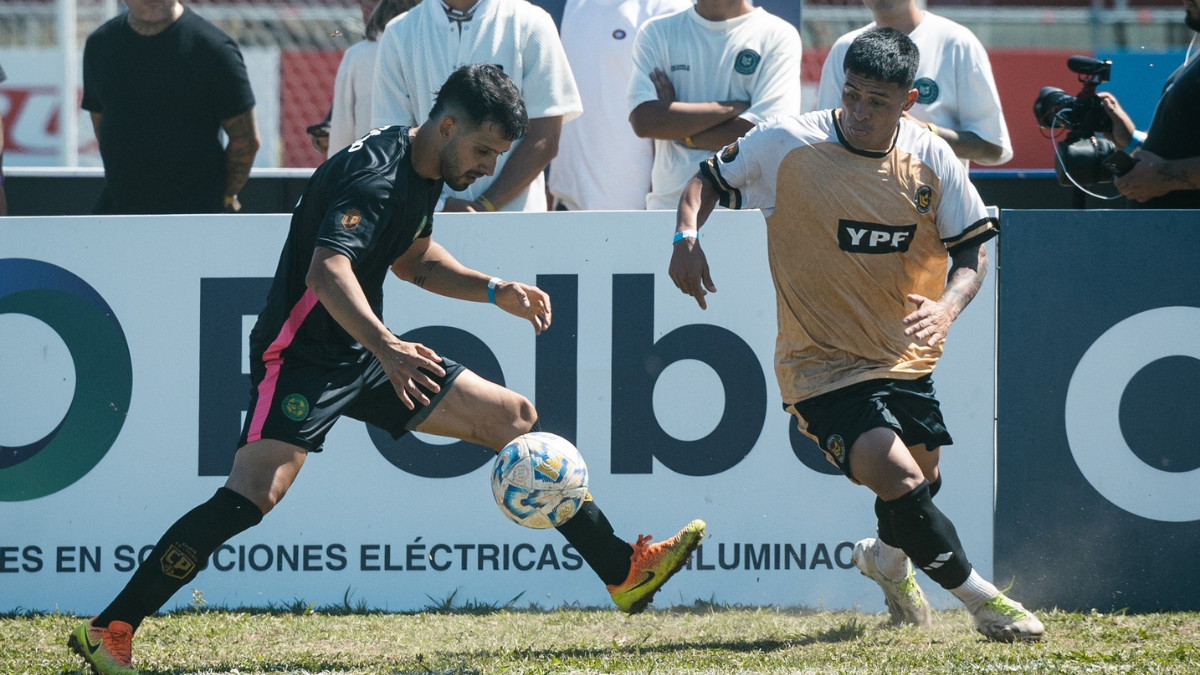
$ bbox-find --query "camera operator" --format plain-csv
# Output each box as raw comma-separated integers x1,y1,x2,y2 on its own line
1096,7,1200,207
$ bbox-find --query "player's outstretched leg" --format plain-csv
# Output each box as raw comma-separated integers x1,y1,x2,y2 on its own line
68,440,304,674
413,368,705,614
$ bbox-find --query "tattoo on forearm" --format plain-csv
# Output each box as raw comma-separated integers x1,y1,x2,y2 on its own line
412,259,437,289
941,245,987,318
222,110,259,195
1158,164,1200,191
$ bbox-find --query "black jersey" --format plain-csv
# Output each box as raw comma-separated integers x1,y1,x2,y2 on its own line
249,126,442,368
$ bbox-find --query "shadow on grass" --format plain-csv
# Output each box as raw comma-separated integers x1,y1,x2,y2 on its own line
440,618,868,662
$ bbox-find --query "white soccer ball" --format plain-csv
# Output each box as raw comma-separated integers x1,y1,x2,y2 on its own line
491,432,589,529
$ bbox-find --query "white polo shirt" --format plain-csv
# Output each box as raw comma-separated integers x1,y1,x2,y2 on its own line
628,7,801,210
548,0,691,211
328,39,380,157
372,0,583,211
817,12,1013,168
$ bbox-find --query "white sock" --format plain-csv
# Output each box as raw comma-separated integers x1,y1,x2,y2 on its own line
874,540,910,581
949,569,1001,613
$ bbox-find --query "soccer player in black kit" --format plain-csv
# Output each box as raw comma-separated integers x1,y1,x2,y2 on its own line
69,64,705,675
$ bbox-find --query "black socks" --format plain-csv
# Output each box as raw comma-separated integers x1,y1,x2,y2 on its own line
94,488,263,631
554,499,634,587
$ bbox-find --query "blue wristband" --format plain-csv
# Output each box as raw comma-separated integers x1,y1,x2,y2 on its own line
487,277,502,305
1123,130,1147,155
673,230,697,244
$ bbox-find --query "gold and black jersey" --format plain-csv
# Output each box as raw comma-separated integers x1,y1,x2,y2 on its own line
700,109,997,403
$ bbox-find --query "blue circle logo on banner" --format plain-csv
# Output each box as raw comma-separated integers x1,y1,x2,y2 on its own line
0,259,133,501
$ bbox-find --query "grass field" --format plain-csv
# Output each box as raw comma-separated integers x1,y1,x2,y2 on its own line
4,598,1199,675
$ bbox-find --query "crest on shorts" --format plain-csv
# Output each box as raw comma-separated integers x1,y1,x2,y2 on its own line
914,78,939,104
612,29,626,39
826,434,846,463
341,208,362,230
282,393,310,421
734,49,761,75
720,142,740,163
914,185,933,214
160,543,197,580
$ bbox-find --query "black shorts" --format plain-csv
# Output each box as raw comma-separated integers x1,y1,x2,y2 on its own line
786,374,953,480
237,352,465,453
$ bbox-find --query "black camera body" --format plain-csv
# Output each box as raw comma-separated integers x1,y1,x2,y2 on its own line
1032,56,1136,187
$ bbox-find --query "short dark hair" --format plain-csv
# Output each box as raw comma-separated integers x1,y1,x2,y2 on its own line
364,0,415,42
428,64,528,141
843,27,920,90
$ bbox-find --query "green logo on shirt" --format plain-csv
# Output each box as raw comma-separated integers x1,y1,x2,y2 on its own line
735,49,761,75
915,77,939,104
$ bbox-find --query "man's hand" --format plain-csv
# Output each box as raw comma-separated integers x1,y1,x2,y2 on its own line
903,294,954,347
669,238,717,309
376,336,447,410
1115,150,1177,202
651,68,676,103
1098,92,1135,148
442,197,479,212
493,281,552,334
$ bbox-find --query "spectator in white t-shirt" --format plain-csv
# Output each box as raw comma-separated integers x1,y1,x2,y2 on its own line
817,0,1012,169
327,0,414,157
372,0,583,212
548,0,690,210
627,0,800,210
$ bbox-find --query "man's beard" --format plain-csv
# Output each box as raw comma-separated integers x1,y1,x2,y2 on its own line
1187,11,1200,32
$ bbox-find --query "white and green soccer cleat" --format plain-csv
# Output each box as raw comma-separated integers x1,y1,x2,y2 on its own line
852,537,933,628
971,592,1046,642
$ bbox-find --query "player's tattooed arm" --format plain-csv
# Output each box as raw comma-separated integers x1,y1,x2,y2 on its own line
220,108,261,210
903,242,987,346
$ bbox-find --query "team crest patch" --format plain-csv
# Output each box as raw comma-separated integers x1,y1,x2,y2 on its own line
914,185,933,214
282,393,310,421
160,543,197,580
341,208,362,230
915,77,939,104
826,434,846,464
720,141,740,163
734,49,761,75
612,29,626,39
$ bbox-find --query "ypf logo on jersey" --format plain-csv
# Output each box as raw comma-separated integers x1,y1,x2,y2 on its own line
837,219,917,254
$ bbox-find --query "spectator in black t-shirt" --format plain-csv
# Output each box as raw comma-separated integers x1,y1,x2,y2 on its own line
82,0,260,214
1097,0,1200,208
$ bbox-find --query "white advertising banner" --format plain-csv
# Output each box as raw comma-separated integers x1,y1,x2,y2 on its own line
0,48,281,168
0,211,995,614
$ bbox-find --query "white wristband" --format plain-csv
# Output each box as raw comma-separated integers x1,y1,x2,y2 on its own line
673,229,698,244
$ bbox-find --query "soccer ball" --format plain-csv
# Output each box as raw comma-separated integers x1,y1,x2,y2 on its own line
491,432,589,529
